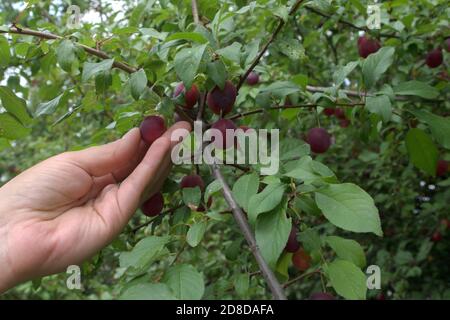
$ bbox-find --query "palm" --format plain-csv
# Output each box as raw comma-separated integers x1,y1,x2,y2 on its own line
0,123,189,287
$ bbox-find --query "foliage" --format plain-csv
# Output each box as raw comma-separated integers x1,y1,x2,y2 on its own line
0,0,449,300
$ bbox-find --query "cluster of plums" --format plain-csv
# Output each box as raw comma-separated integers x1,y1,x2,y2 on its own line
323,107,351,128
358,35,449,69
138,73,262,216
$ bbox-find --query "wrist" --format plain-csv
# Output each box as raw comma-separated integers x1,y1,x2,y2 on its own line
0,201,17,293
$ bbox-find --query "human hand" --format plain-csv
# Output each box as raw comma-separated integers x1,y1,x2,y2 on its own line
0,121,190,292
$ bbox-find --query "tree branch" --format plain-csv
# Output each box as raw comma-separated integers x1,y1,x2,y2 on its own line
304,5,399,39
2,27,138,74
211,164,287,300
191,0,200,25
227,102,364,121
237,0,305,91
283,269,321,288
2,27,442,103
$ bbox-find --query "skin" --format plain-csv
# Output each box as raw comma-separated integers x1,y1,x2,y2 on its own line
0,121,191,293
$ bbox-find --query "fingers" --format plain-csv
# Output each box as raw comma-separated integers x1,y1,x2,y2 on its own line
63,128,142,177
117,121,191,219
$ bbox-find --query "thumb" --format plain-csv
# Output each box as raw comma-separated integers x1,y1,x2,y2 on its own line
62,128,142,177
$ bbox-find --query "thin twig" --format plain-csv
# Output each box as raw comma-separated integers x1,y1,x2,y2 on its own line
131,205,183,233
211,164,287,300
191,0,200,25
170,241,187,266
227,103,364,121
237,0,305,91
283,269,322,288
3,27,138,74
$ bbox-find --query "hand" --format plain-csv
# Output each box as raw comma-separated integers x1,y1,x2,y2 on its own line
0,121,191,292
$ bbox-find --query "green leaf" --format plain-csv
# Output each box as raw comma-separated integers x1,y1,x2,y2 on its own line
182,187,202,210
119,236,169,271
255,199,291,269
248,183,285,224
298,228,322,253
204,180,222,202
82,59,114,82
405,128,438,176
362,47,395,89
56,40,76,72
120,283,177,300
234,273,250,298
274,38,305,61
243,39,260,67
365,95,392,123
0,138,11,151
0,35,11,68
206,60,227,90
0,113,31,139
162,264,204,300
326,236,366,268
394,81,439,100
273,6,289,22
232,172,259,213
35,92,68,117
275,251,292,282
283,156,336,184
129,69,147,100
216,42,242,64
186,221,207,247
174,44,207,89
315,183,382,236
408,109,450,149
165,32,208,44
333,61,358,87
327,259,367,300
0,86,32,125
259,81,299,99
95,71,112,95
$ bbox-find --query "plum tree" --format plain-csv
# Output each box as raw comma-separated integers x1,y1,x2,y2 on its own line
139,115,166,145
309,292,336,300
141,192,164,217
180,174,205,190
246,71,260,85
306,127,332,154
425,48,443,68
285,226,300,253
174,83,200,109
358,35,381,58
211,119,237,149
207,80,237,115
3,0,450,302
292,248,311,271
436,160,448,177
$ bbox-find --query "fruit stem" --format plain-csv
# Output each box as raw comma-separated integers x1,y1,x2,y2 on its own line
236,0,305,91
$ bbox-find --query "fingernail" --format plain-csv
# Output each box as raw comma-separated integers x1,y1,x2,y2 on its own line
122,128,138,140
